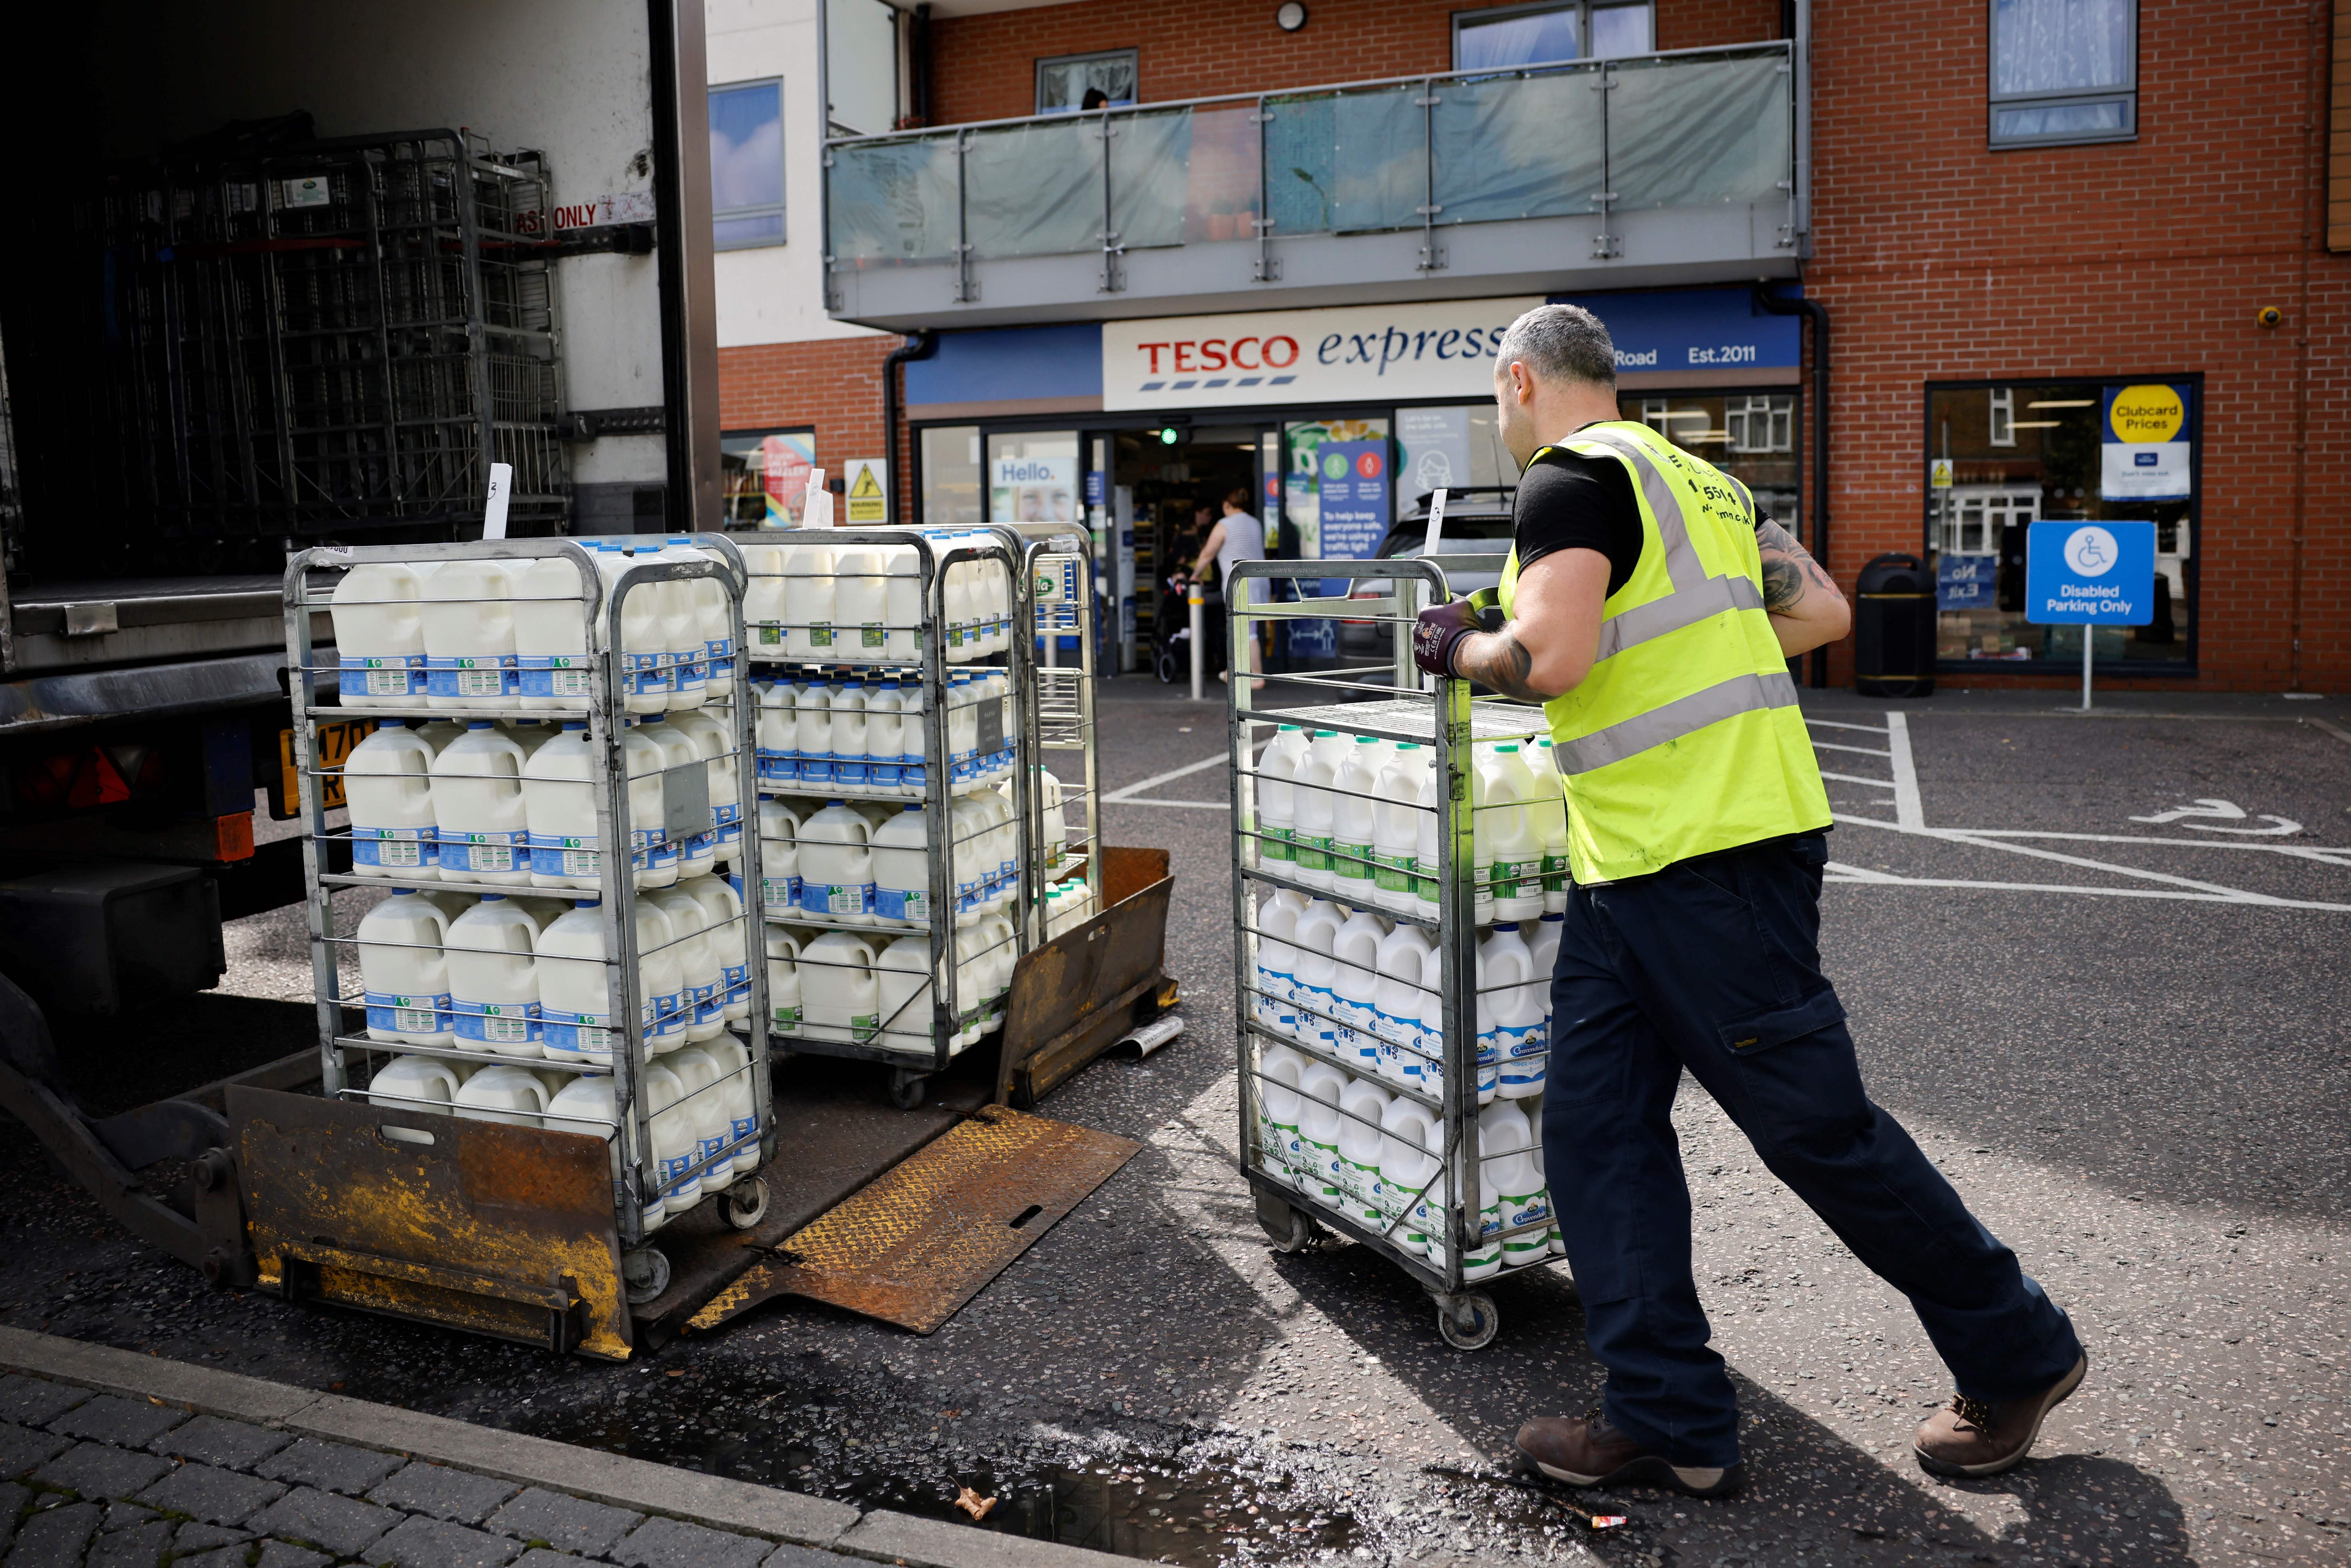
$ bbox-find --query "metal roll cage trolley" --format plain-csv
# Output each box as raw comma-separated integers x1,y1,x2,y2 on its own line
280,535,771,1354
745,527,1058,1111
1225,554,1559,1351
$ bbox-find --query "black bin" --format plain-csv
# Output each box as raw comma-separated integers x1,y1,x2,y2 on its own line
1852,552,1935,698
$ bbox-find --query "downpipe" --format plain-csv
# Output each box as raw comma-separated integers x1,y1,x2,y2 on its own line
1754,286,1830,690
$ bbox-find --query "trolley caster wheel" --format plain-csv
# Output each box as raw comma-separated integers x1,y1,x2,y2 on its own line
1254,1190,1325,1254
720,1176,769,1232
888,1071,928,1111
1434,1290,1499,1351
622,1246,672,1306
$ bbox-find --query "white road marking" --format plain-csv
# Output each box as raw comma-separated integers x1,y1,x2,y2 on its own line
1103,753,1228,803
2130,797,2248,825
1811,741,1893,757
1946,829,2351,864
1110,799,1230,810
1832,813,2320,906
1819,771,1898,789
1805,718,1892,735
1820,869,2351,912
1885,711,1924,831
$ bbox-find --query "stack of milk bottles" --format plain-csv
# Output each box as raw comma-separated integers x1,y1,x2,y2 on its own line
1247,727,1572,1275
731,525,1040,1077
318,535,764,1240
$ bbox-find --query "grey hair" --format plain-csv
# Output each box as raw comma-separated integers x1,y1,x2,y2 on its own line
1492,303,1616,388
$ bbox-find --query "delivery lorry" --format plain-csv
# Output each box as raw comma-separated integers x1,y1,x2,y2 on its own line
0,0,725,1296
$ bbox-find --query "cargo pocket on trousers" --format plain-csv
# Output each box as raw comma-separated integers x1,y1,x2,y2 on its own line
1718,988,1847,1056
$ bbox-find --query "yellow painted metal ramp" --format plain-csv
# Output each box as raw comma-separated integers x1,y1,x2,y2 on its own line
688,1105,1139,1336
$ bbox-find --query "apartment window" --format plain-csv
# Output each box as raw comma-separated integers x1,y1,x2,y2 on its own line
1988,387,2015,445
1725,395,1793,454
1989,0,2136,148
1037,50,1138,114
710,80,784,248
1453,2,1652,71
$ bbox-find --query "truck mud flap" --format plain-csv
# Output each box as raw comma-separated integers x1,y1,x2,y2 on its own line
230,1085,632,1360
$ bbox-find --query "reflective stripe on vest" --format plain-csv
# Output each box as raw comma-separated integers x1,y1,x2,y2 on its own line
1551,669,1802,775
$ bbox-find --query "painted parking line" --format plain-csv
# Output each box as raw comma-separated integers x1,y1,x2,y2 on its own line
1821,860,2351,911
1102,753,1228,805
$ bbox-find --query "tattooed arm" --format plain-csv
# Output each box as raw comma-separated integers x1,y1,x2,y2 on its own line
1444,547,1612,703
1753,516,1850,657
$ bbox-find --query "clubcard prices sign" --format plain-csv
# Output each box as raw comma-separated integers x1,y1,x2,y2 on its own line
2099,383,2192,501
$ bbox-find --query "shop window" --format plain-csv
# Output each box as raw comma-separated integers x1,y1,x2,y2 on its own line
710,80,784,249
1925,379,2192,670
1037,50,1137,114
1452,2,1652,70
919,426,983,528
986,431,1082,524
720,428,815,527
1990,0,2136,148
1395,404,1518,514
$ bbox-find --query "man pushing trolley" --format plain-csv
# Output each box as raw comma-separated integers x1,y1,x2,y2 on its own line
1412,304,2085,1498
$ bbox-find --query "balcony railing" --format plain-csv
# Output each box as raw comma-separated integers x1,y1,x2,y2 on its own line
824,42,1797,319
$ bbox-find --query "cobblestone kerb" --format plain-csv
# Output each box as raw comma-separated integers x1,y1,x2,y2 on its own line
0,1328,1120,1568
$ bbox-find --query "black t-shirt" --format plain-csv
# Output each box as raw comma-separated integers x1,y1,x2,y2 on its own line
1512,439,1762,597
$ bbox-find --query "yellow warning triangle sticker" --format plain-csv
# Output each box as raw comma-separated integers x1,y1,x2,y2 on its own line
848,464,884,498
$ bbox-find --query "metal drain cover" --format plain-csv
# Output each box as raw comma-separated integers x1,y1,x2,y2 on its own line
688,1105,1139,1336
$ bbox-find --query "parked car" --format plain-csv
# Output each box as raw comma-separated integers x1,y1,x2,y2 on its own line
1333,488,1517,676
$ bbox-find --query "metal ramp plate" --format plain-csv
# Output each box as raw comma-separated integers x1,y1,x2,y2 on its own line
688,1106,1138,1336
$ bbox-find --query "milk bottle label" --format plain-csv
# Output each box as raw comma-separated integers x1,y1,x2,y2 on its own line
808,621,835,649
1494,857,1540,900
1375,851,1414,896
1501,1188,1551,1230
676,654,707,696
541,1008,612,1058
761,871,804,906
1262,826,1293,864
367,989,451,1036
1333,838,1374,887
759,746,798,784
426,654,518,700
858,620,885,651
756,623,784,649
353,827,431,871
440,830,523,875
659,1150,700,1201
870,753,902,788
875,886,928,923
519,654,593,699
801,750,835,785
714,803,743,850
344,653,425,697
625,650,672,698
455,999,540,1045
529,834,599,879
708,634,733,669
771,997,802,1029
851,1011,879,1043
693,982,722,1027
1297,834,1332,875
804,881,874,918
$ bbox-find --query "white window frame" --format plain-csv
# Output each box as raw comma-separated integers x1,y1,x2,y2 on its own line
1988,0,2137,150
1725,394,1793,454
1450,1,1654,70
1988,387,2015,446
1035,49,1139,115
1938,485,2039,557
710,77,785,251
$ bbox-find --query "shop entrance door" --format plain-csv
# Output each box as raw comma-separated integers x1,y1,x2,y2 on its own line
1106,423,1267,681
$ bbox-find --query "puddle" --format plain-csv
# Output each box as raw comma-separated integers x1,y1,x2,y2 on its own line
516,1384,1364,1564
823,1459,1363,1564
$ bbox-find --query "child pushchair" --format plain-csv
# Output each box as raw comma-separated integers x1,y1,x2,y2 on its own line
1154,570,1229,685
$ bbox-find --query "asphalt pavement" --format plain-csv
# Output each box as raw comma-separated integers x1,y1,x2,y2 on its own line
3,676,2347,1568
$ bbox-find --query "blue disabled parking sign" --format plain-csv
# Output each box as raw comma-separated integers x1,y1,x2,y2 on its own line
2026,519,2155,707
2025,520,2156,626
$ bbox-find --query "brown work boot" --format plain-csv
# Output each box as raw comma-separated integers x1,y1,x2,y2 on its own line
1914,1352,2089,1477
1516,1406,1744,1499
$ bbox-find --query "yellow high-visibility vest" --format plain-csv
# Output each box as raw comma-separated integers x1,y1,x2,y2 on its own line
1498,421,1830,884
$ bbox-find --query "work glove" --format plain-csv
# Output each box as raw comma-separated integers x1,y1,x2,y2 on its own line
1412,588,1503,678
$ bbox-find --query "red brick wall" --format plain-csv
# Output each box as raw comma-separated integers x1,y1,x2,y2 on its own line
927,0,1780,126
717,337,918,514
1806,0,2344,691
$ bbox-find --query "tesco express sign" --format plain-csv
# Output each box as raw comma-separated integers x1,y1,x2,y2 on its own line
1102,297,1545,412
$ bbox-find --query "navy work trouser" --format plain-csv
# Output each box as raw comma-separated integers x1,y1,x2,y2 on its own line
1543,831,2081,1468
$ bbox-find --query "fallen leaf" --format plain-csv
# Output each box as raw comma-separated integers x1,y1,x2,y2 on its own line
955,1486,997,1521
